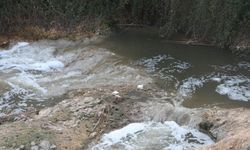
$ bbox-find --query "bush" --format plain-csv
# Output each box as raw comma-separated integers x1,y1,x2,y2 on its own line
0,0,249,47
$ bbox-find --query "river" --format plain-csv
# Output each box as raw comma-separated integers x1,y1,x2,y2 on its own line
97,28,250,108
0,28,249,149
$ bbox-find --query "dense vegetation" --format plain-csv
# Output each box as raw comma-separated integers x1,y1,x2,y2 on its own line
1,0,250,48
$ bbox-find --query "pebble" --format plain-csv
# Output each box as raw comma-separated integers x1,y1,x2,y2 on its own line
50,144,57,150
12,143,16,148
19,145,25,150
115,95,121,98
89,132,97,138
137,84,144,90
112,91,119,96
31,141,36,146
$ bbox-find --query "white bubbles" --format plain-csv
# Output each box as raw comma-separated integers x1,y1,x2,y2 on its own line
215,75,250,101
177,74,250,102
136,54,191,74
0,40,153,115
238,61,250,71
90,121,214,150
0,42,64,72
178,77,207,98
0,41,66,113
137,54,250,103
28,60,64,72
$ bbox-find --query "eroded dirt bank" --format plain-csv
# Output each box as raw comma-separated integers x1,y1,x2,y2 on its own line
198,108,250,150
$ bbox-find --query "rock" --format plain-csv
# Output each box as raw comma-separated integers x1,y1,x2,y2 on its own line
39,140,50,150
112,91,119,96
12,143,16,148
0,41,9,48
19,145,25,150
89,132,97,138
31,141,36,146
197,108,250,150
37,108,52,119
199,121,213,131
115,95,121,99
50,144,57,150
113,95,123,104
137,84,144,90
31,146,39,150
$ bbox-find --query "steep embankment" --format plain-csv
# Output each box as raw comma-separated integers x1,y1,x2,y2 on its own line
198,108,250,150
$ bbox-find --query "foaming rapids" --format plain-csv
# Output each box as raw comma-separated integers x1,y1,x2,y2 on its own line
90,121,214,150
0,40,151,115
0,42,63,111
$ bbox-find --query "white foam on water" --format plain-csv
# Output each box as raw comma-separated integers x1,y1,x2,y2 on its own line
90,121,214,150
7,72,47,94
0,113,5,117
137,54,170,72
100,123,146,144
2,42,29,52
29,60,64,72
137,54,191,74
0,43,64,72
51,70,82,81
215,75,250,101
138,55,249,103
137,54,191,90
0,42,65,110
0,41,154,115
178,77,207,98
11,42,29,49
173,61,191,72
2,82,36,101
238,61,250,71
177,74,250,102
0,82,36,114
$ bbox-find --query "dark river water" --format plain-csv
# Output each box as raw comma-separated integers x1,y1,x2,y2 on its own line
97,28,250,108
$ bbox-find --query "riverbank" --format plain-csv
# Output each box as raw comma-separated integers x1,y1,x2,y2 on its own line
1,26,249,60
0,21,112,49
199,107,250,150
1,83,250,149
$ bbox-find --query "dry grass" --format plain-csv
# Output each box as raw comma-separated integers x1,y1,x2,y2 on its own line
0,22,104,47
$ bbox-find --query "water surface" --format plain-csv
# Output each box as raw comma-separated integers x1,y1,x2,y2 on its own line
1,29,248,149
0,39,150,115
97,28,250,108
91,121,214,150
